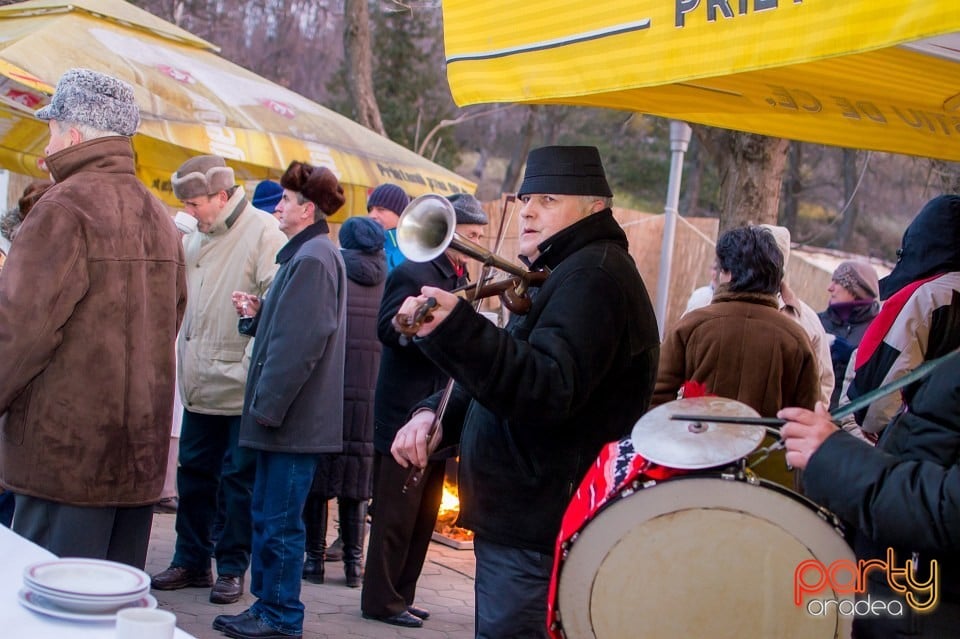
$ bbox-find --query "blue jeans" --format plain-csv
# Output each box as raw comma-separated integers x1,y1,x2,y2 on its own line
474,536,553,639
173,410,254,576
249,450,318,635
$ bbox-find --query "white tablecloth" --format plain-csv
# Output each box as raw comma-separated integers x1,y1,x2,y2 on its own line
0,525,196,638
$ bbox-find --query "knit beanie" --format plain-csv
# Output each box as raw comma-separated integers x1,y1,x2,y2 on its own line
36,68,140,137
366,183,410,217
339,216,385,252
280,161,345,216
832,260,879,301
252,180,283,212
171,155,235,200
447,193,488,225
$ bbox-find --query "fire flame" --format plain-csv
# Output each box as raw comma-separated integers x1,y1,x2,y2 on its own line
435,479,474,541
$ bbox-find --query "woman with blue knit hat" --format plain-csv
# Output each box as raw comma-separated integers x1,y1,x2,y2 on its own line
366,183,410,272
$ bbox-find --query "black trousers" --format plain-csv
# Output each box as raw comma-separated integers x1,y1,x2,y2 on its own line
13,495,154,569
173,409,255,576
360,451,445,617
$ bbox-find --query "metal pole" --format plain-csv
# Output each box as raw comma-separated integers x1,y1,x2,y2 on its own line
654,121,692,340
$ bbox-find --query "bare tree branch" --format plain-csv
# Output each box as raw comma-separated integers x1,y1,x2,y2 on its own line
417,105,516,156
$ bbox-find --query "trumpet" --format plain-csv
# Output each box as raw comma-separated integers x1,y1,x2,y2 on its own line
393,194,545,337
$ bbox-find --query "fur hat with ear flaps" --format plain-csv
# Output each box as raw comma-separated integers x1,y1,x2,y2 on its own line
280,161,345,216
171,155,235,200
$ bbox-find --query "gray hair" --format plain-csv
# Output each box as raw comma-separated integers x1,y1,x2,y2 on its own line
579,195,613,210
54,119,115,143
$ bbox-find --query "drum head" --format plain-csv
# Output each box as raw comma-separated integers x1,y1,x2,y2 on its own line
557,477,853,639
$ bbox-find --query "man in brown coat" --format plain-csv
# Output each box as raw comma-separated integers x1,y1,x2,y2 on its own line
0,68,186,569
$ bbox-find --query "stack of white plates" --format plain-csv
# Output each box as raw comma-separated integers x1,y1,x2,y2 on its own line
18,558,157,622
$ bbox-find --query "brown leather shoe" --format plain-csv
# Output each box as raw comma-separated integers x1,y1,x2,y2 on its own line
210,574,244,604
151,565,213,590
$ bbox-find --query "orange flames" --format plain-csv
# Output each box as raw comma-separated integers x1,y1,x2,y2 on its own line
434,478,475,542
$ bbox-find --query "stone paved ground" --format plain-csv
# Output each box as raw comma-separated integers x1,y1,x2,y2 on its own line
146,508,476,639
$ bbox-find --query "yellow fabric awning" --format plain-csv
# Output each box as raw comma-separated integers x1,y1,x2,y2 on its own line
0,0,474,215
442,0,960,160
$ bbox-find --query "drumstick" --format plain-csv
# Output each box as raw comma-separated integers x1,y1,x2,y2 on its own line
670,414,786,427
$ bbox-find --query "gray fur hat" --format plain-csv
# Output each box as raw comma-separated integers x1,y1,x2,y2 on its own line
171,155,236,200
447,193,487,225
36,68,140,137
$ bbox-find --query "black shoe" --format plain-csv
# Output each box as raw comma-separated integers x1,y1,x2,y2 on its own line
407,606,430,620
151,565,213,590
213,609,256,632
362,610,423,628
210,574,244,604
217,613,301,639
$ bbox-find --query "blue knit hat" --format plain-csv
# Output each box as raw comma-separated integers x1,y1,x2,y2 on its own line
339,216,385,253
252,180,283,212
366,183,410,217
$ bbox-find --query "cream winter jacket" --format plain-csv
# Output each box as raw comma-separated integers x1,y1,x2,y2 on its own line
177,187,286,414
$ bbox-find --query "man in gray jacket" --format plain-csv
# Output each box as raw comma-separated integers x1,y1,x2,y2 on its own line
214,161,347,639
151,155,286,604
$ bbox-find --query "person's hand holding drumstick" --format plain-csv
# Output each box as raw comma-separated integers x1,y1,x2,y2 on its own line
778,402,840,470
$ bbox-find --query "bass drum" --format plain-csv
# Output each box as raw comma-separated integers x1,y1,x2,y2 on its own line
556,475,854,639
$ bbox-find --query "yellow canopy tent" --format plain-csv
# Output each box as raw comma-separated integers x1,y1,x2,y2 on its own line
442,0,960,161
0,0,474,215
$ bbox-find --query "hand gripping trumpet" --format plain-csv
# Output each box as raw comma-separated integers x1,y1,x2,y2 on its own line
391,194,547,337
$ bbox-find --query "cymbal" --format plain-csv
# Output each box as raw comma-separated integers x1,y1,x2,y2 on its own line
631,397,766,469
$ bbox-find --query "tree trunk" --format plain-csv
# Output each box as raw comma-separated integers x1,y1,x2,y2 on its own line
343,0,386,136
501,106,538,194
702,130,789,234
831,148,860,249
679,136,703,215
780,141,802,229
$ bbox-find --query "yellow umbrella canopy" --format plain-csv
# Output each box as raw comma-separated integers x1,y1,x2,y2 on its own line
0,0,474,215
442,0,960,161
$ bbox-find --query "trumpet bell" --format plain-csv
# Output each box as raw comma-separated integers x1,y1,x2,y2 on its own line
396,194,456,263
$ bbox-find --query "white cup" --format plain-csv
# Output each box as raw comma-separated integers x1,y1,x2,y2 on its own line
173,211,198,235
116,607,176,639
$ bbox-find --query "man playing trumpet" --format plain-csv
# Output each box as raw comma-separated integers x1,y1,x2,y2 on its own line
390,146,660,638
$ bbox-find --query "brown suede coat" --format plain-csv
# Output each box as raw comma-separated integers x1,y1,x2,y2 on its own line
653,289,819,416
0,136,186,506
